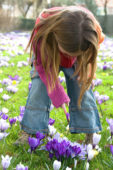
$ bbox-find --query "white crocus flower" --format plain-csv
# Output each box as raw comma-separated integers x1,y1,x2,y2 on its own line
16,162,28,170
87,150,95,160
74,159,77,168
0,119,10,131
86,162,89,170
2,94,10,101
66,125,69,131
0,132,9,140
93,133,101,146
66,167,72,170
48,125,56,136
86,144,92,153
2,108,9,114
0,133,4,140
53,160,61,170
0,88,3,93
88,149,99,161
1,155,12,169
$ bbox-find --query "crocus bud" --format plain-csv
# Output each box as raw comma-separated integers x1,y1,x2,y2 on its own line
53,160,61,170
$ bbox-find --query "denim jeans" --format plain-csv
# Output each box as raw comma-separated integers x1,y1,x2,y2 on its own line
21,64,102,134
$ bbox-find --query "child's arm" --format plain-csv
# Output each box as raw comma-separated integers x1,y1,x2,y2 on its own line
34,41,70,109
61,103,70,122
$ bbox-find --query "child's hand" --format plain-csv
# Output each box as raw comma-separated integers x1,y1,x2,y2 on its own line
61,102,70,123
61,102,69,114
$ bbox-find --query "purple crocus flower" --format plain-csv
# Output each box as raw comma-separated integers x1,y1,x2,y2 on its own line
57,140,68,156
28,82,32,91
45,137,82,160
20,106,25,114
93,91,100,99
106,118,113,126
93,79,102,86
71,145,81,158
66,149,71,158
16,163,28,170
8,75,19,80
50,104,54,111
98,99,103,105
20,106,25,117
66,113,70,122
102,95,109,101
36,131,45,140
49,152,54,159
0,111,3,116
45,141,53,152
9,118,16,126
110,124,113,134
1,78,12,85
110,145,113,155
2,114,8,120
49,118,55,125
106,118,113,138
16,115,23,122
58,76,65,83
52,139,59,151
97,95,109,105
28,137,40,152
103,65,107,70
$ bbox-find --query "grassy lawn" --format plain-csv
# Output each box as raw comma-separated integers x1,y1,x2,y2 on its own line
0,33,113,170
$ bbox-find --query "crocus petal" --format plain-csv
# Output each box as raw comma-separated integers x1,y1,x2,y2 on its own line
86,162,89,170
66,113,70,122
93,133,101,146
49,118,55,125
110,145,113,155
16,162,28,170
66,167,72,170
1,155,12,169
53,160,61,170
36,131,45,140
74,159,77,168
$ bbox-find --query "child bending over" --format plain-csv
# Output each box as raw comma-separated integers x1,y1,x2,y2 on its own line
14,5,105,145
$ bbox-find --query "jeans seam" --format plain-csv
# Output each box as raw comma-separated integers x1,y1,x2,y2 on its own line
69,127,101,131
69,107,98,112
21,124,48,133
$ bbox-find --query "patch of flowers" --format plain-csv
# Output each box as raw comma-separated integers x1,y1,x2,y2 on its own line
93,91,109,104
0,32,113,169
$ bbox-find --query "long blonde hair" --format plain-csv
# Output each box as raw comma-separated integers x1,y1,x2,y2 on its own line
26,7,99,107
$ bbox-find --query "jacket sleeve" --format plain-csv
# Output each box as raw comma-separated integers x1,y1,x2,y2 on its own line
33,41,70,108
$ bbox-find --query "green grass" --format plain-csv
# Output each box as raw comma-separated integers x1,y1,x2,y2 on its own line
0,50,113,170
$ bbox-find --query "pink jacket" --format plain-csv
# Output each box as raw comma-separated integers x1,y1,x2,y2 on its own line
33,40,70,108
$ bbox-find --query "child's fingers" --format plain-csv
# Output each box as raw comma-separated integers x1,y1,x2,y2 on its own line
66,102,69,107
61,103,67,114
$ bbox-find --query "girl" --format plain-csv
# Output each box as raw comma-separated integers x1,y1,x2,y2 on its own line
15,6,105,145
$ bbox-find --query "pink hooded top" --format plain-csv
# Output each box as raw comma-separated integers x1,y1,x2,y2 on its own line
33,6,105,108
